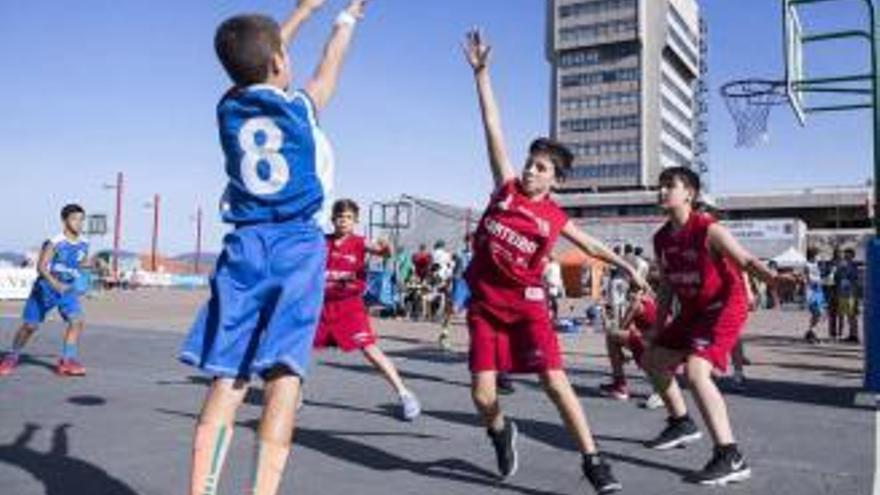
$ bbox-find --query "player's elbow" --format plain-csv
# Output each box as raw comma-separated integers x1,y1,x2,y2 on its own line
740,255,761,272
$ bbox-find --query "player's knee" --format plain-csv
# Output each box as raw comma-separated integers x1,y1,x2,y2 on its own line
685,359,711,385
471,385,497,411
539,371,567,399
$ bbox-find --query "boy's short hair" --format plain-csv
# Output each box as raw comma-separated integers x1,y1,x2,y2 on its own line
215,14,283,87
529,138,573,181
659,166,702,198
61,204,85,220
634,246,644,256
332,199,360,219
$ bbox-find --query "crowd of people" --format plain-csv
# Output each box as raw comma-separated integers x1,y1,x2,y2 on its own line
803,247,863,344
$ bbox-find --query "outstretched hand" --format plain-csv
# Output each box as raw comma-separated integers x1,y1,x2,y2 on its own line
297,0,328,12
344,0,369,19
629,272,652,297
463,28,492,72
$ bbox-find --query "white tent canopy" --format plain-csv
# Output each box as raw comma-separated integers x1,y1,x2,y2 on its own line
771,247,807,268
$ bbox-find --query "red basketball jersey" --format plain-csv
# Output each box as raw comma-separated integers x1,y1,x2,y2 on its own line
465,180,569,306
324,234,366,301
653,212,746,314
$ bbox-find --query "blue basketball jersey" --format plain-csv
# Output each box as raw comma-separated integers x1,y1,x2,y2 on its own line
217,85,335,227
45,234,88,284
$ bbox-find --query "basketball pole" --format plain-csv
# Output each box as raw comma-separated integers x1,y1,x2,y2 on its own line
865,0,880,391
784,0,880,391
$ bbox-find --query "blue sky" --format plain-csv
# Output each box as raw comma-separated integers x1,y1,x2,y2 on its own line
0,0,873,255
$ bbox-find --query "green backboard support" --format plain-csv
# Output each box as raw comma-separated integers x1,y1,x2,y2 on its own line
784,0,807,124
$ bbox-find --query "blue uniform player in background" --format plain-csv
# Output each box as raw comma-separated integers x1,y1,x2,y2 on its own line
177,2,370,495
0,204,90,377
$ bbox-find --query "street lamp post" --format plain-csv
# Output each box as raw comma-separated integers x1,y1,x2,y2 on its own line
102,172,124,284
144,195,160,272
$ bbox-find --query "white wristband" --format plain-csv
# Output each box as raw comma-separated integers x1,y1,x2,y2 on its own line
335,11,357,27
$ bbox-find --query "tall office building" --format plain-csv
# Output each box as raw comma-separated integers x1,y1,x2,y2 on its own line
547,0,703,192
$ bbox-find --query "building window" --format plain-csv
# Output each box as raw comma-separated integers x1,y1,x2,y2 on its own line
661,120,694,151
661,72,693,109
661,143,692,168
558,43,638,68
561,115,640,133
561,68,640,88
561,91,640,112
569,163,640,179
667,6,699,46
567,139,640,157
667,28,699,67
559,19,638,44
560,0,638,19
661,95,692,128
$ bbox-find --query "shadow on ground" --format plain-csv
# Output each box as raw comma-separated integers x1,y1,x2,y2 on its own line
0,423,139,495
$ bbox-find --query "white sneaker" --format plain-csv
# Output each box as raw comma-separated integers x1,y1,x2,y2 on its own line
640,393,664,410
399,391,421,421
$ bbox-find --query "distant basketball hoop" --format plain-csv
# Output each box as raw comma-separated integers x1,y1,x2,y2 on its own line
86,214,108,236
368,201,412,250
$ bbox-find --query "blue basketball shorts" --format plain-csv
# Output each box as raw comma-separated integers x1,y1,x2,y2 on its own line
179,220,326,380
22,279,83,325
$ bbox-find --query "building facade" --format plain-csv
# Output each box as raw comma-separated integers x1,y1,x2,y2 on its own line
547,0,702,191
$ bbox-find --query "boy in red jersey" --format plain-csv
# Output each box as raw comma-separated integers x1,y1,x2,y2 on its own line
462,30,646,494
597,287,657,401
642,167,789,486
313,199,421,421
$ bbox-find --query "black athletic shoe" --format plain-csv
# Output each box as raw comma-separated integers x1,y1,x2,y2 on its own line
645,416,702,450
845,335,860,344
686,444,751,486
488,418,518,479
804,331,819,344
497,373,516,394
582,454,622,494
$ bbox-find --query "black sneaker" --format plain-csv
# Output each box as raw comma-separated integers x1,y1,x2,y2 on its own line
497,373,516,395
804,331,819,344
582,454,622,494
645,416,702,450
487,418,518,479
845,335,860,344
686,444,751,486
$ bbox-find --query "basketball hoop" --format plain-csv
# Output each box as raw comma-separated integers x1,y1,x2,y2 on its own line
720,79,790,147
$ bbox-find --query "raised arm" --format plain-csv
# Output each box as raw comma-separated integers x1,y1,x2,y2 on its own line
280,0,326,45
561,221,648,291
304,0,368,110
463,29,516,187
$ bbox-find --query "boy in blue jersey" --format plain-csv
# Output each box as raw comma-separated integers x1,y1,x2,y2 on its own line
177,1,369,494
0,204,90,377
